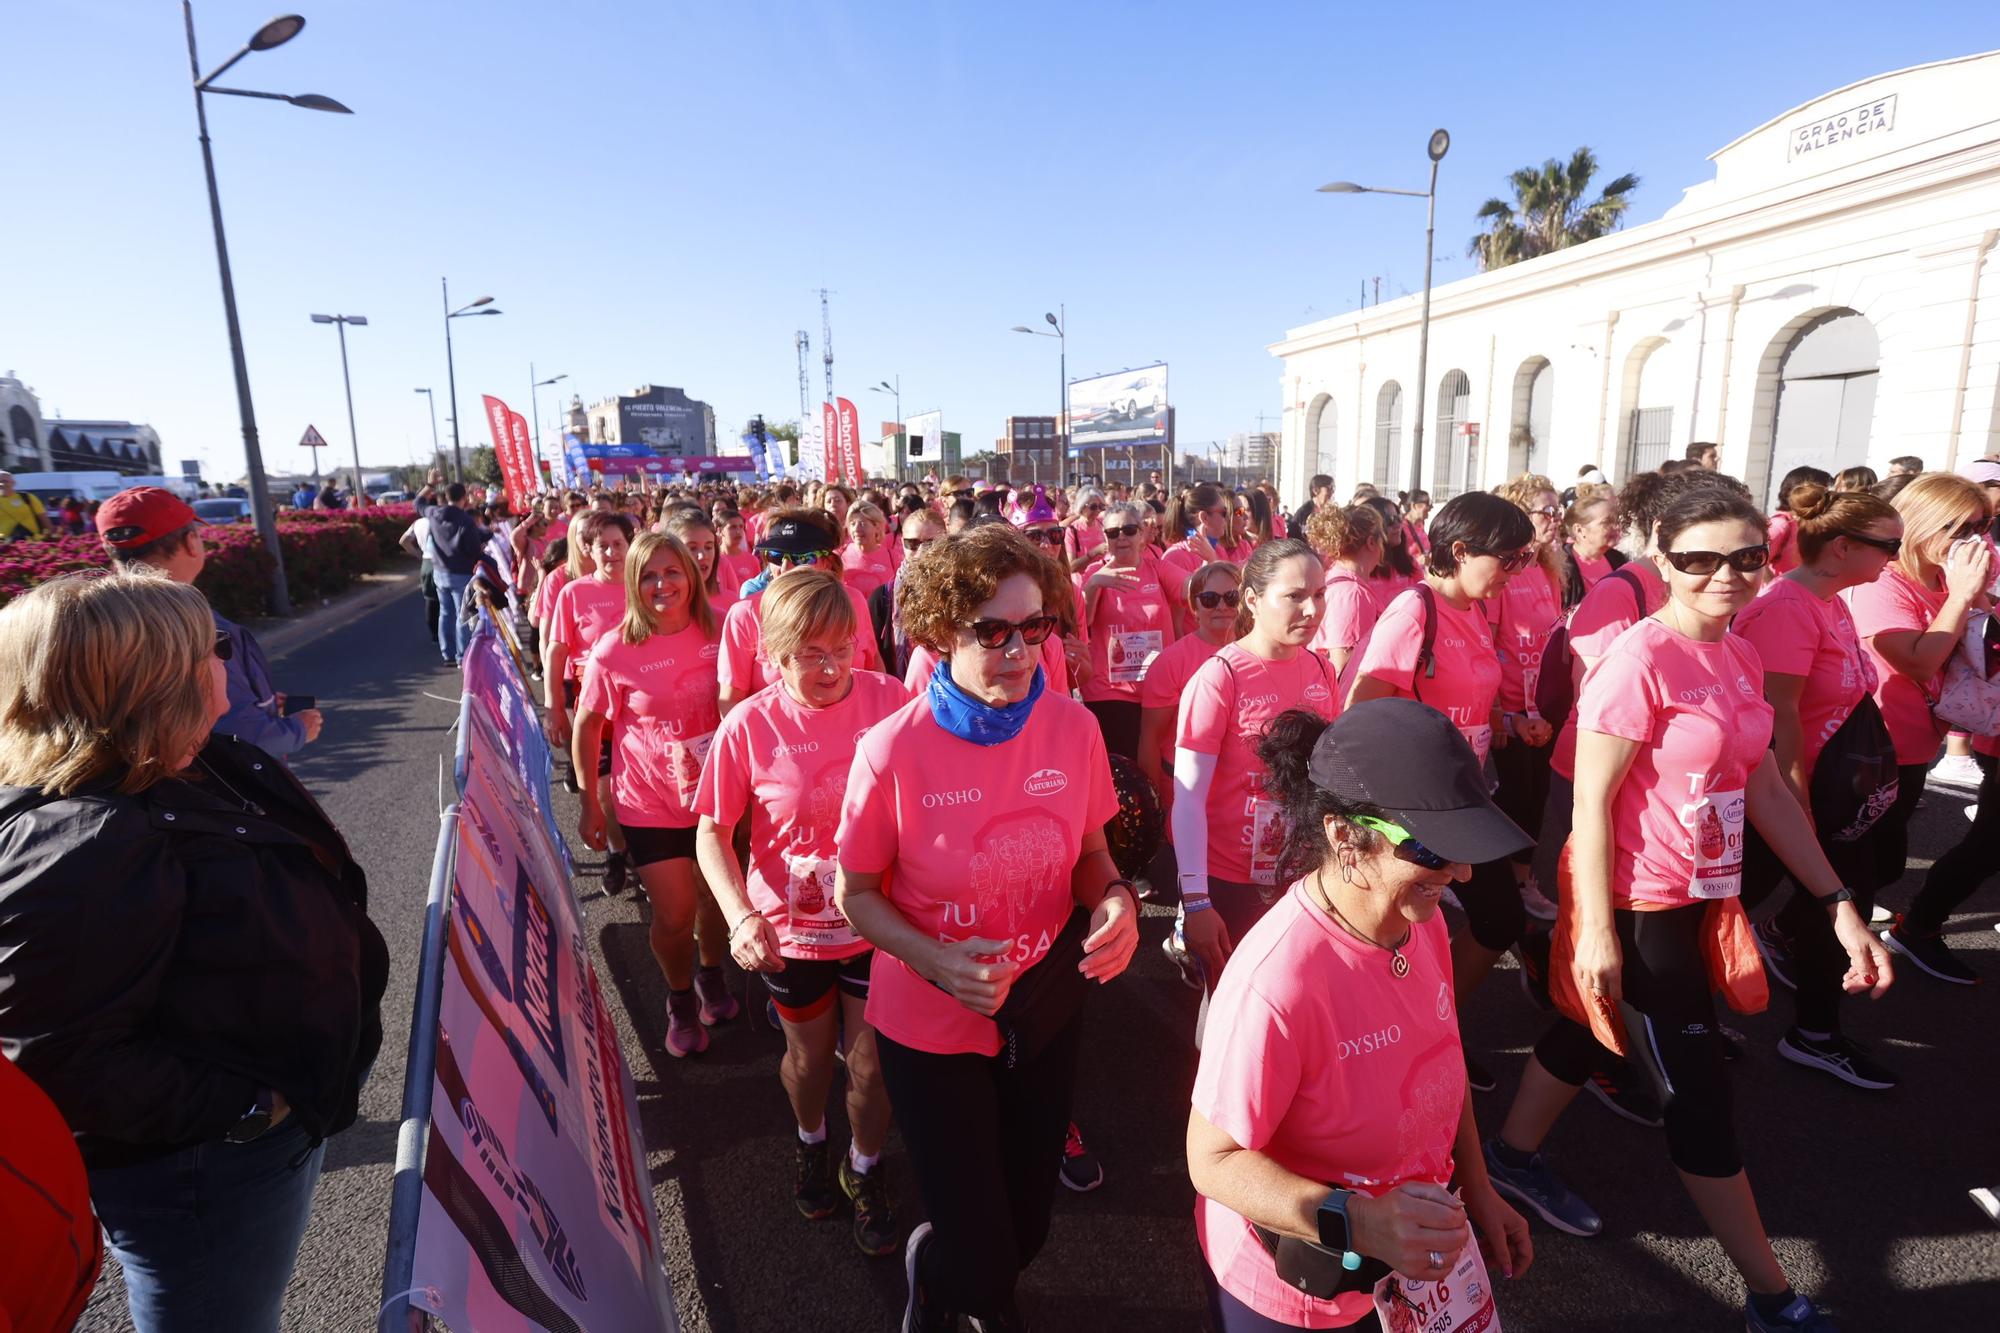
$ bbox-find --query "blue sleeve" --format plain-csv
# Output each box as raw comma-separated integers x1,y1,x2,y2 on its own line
216,657,307,758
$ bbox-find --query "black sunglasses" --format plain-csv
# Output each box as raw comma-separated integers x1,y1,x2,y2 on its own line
1845,532,1902,557
967,613,1059,649
1661,544,1771,576
1947,517,1992,543
1025,528,1065,546
214,631,234,663
903,537,932,555
765,548,831,568
1467,545,1535,574
1194,589,1241,609
1104,523,1142,540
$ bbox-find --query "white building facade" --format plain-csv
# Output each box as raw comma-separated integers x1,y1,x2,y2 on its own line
1271,52,2000,511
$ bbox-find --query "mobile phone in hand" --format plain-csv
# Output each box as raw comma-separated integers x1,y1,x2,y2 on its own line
282,694,317,716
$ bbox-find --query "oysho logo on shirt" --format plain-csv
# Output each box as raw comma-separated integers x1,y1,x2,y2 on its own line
1023,767,1069,797
1241,692,1280,710
771,740,821,760
1336,1024,1404,1060
1678,683,1723,704
921,787,984,809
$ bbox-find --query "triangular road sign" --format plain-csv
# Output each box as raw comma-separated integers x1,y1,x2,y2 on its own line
300,424,328,448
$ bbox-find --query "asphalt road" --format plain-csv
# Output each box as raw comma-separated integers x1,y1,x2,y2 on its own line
80,581,2000,1331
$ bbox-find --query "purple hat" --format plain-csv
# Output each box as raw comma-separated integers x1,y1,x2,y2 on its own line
1022,484,1057,526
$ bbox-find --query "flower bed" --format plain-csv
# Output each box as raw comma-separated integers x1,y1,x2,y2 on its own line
0,504,419,622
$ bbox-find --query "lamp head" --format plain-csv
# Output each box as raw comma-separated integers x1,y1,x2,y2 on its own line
1010,325,1034,334
310,314,334,324
1044,312,1058,328
249,15,306,50
470,296,494,308
288,93,353,113
1317,181,1364,193
1428,128,1451,162
346,315,368,326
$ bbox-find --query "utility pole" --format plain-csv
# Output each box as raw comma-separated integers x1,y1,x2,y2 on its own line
819,288,835,405
795,330,813,475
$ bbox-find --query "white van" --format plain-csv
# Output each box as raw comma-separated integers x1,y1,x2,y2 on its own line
7,471,130,503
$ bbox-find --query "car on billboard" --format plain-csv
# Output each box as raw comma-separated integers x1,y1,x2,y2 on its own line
1106,372,1165,421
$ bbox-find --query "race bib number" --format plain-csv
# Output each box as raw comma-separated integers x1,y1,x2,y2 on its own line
783,853,857,949
670,731,715,804
1684,786,1746,899
1108,628,1163,684
1374,1240,1500,1333
1248,798,1285,886
1459,723,1493,768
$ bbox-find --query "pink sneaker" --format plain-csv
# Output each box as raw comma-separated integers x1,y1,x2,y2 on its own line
665,990,709,1057
694,966,740,1026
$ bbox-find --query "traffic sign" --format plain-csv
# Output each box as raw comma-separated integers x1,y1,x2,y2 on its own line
300,424,328,448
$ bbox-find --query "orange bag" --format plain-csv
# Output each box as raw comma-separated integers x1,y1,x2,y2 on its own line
1548,839,1768,1059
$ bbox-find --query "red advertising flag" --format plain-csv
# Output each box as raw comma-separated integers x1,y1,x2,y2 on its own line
821,402,841,483
506,411,536,504
482,395,521,505
836,398,863,485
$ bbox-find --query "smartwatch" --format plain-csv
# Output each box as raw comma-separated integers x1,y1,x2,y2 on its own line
225,1088,277,1144
1818,886,1856,911
1315,1188,1365,1270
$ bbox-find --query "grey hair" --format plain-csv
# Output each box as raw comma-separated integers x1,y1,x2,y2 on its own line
1104,500,1145,527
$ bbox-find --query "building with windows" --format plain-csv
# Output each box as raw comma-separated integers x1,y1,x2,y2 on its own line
583,384,717,457
0,373,164,475
997,415,1062,481
1226,431,1278,474
1272,52,2000,509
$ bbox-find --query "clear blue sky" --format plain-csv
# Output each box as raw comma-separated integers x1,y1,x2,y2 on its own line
6,1,1991,481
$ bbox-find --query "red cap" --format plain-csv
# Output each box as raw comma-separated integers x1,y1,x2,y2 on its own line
96,487,199,549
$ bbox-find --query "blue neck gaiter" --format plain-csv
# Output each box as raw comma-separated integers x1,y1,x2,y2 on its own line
926,660,1044,746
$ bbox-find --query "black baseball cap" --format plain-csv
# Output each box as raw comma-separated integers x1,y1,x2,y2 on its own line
1307,698,1531,865
756,515,835,557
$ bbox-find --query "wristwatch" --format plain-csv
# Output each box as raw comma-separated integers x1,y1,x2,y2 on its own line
225,1088,277,1144
1819,886,1856,912
1315,1188,1364,1270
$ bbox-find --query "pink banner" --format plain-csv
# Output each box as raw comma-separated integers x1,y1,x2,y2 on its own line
821,402,841,484
836,398,864,485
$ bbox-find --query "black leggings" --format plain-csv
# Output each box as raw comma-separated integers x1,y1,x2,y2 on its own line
1201,1263,1381,1331
1538,906,1739,1178
1871,762,1929,893
1085,699,1142,760
1194,879,1285,1048
1908,752,2000,935
876,1019,1081,1321
1741,826,1873,1034
1492,735,1553,870
1457,856,1526,953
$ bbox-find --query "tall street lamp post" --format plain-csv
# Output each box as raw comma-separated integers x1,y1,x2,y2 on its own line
441,281,500,482
413,387,441,475
1319,128,1450,499
869,377,901,479
310,313,367,504
184,5,352,615
1011,306,1066,483
531,366,567,484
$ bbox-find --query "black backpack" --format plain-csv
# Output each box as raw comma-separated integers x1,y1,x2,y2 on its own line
1534,569,1643,727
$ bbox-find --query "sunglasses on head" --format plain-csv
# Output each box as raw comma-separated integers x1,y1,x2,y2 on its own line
967,613,1059,650
1661,544,1770,576
214,631,234,663
1467,545,1535,574
1194,589,1241,609
1350,815,1451,871
1104,524,1142,539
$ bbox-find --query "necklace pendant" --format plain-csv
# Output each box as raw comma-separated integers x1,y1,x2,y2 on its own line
1390,951,1410,980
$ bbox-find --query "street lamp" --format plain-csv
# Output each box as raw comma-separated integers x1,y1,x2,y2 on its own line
413,387,441,476
1011,306,1066,483
184,4,352,616
869,376,901,479
530,366,567,483
442,282,501,482
310,313,367,505
1318,128,1449,499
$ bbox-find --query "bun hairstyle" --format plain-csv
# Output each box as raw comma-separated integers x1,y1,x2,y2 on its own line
1255,709,1390,884
1303,501,1384,562
1787,481,1899,564
1774,466,1832,513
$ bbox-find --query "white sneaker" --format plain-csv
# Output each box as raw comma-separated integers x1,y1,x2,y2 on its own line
1518,877,1558,923
1929,754,1984,791
1969,805,1980,823
1870,903,1894,925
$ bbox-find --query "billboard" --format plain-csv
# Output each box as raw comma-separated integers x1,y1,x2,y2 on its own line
905,409,943,466
1069,363,1169,449
614,386,710,458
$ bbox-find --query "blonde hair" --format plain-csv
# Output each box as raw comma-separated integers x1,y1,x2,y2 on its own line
1891,472,1988,575
847,500,886,531
760,569,858,665
660,507,720,594
619,531,717,645
0,572,217,795
1499,472,1565,591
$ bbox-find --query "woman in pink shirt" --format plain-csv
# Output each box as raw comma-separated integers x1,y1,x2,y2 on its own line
839,501,898,601
1078,501,1177,758
662,506,738,618
1404,489,1433,568
1064,486,1108,567
1138,563,1241,843
835,524,1141,1331
1159,483,1234,633
1174,541,1334,1000
1303,503,1384,677
1216,494,1257,565
718,509,881,716
1764,465,1831,577
716,507,760,591
1549,487,1890,1333
694,571,910,1257
573,531,737,1056
1488,476,1566,922
1557,491,1626,609
1188,700,1532,1333
545,512,634,883
1361,495,1420,603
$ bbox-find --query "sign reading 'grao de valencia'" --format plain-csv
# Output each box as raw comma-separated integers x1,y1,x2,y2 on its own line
1789,94,1897,161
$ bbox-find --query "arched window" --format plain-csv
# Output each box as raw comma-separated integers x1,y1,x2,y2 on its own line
1306,394,1338,480
1757,309,1879,509
1432,370,1473,499
1373,381,1403,490
1510,358,1553,478
1620,339,1674,476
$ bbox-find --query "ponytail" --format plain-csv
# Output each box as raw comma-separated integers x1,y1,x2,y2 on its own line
1255,709,1390,885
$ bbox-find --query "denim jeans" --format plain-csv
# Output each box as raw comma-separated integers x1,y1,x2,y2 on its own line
437,569,473,661
89,1119,325,1333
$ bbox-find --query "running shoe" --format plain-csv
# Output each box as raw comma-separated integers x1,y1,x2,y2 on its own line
1968,804,1980,823
1928,753,1984,791
1584,1062,1665,1128
1777,1028,1896,1090
1753,918,1797,991
1481,1137,1602,1237
1514,932,1553,1012
602,850,628,897
1744,1291,1841,1331
838,1155,900,1258
1881,922,1978,985
1465,1054,1497,1094
665,989,708,1057
1869,903,1893,926
1059,1122,1103,1192
902,1222,956,1333
1161,930,1201,991
1518,876,1558,923
695,965,740,1025
794,1137,838,1220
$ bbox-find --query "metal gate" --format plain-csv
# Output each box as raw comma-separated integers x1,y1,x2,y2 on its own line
1627,407,1673,476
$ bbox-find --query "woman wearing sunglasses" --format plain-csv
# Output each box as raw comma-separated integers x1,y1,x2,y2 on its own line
1345,492,1533,1093
1161,483,1236,633
1552,486,1891,1333
1140,563,1244,835
1361,495,1420,603
1064,486,1109,566
1173,541,1332,1018
1489,476,1568,924
718,509,881,718
836,524,1141,1333
1304,502,1385,677
1732,482,1904,1087
1078,501,1178,758
1188,699,1533,1333
1217,495,1258,565
1844,472,1995,984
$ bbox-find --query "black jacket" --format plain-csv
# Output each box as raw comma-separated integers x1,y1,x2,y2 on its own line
428,503,493,575
0,736,389,1168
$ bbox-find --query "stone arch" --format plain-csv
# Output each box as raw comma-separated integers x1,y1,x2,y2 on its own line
1432,369,1473,499
1508,356,1554,479
1746,307,1880,509
1305,392,1338,481
1617,337,1674,478
1373,381,1403,491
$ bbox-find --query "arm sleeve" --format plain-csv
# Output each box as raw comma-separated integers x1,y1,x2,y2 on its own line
691,710,751,825
1171,748,1219,892
835,739,899,875
1574,644,1660,743
1353,592,1420,691
215,653,306,758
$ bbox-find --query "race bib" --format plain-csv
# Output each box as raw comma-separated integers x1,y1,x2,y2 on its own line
1684,787,1746,899
1108,628,1163,684
670,731,715,804
783,853,857,949
1373,1240,1500,1333
1248,798,1285,886
1459,723,1493,768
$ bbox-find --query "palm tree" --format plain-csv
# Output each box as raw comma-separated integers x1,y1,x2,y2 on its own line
1469,148,1639,270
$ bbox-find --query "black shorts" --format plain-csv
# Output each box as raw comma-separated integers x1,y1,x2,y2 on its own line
561,677,613,776
623,823,698,867
762,951,873,1023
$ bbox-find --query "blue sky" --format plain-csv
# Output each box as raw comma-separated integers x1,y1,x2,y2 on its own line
6,1,1991,481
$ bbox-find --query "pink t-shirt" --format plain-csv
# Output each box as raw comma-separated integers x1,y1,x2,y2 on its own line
1310,570,1379,670
533,565,571,624
1066,521,1105,566
550,575,628,681
835,691,1118,1056
577,623,722,829
1550,567,1659,780
1365,568,1418,605
1734,578,1876,779
1158,539,1209,632
1842,566,1949,766
839,543,898,601
1573,551,1613,592
1141,632,1228,815
1488,566,1564,714
1347,586,1502,767
1215,538,1256,566
693,671,910,960
1079,557,1177,704
1575,619,1774,907
1767,511,1802,576
717,583,881,696
1194,894,1461,1329
1178,646,1339,885
719,551,761,591
903,635,1070,700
